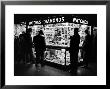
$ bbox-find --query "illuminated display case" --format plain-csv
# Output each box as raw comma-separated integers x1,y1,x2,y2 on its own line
43,23,89,47
44,23,79,47
43,23,89,66
44,48,66,65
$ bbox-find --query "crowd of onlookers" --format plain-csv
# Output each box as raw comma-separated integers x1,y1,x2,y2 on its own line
14,28,46,67
14,28,33,64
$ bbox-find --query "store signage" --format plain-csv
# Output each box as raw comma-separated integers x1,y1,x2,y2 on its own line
44,17,65,24
29,17,88,25
73,18,88,24
29,21,41,25
34,20,41,24
44,17,88,24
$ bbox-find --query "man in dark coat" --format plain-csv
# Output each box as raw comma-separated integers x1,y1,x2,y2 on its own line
25,28,33,63
14,35,19,63
18,32,27,63
69,28,80,75
33,30,46,67
82,29,91,68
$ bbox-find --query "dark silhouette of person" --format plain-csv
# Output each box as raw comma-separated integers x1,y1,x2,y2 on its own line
18,32,26,63
14,35,19,63
33,30,46,67
25,28,33,63
91,28,97,62
82,29,91,68
69,28,80,75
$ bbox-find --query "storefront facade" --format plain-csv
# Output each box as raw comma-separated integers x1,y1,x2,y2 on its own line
14,14,95,68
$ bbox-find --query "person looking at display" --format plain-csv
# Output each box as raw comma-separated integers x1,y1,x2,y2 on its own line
82,29,91,68
25,28,33,64
14,35,20,63
92,28,97,62
69,28,80,75
18,31,27,64
33,30,46,67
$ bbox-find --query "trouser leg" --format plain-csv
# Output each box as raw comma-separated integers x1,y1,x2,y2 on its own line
70,52,78,75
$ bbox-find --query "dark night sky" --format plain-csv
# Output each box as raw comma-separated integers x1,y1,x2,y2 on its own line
14,14,97,27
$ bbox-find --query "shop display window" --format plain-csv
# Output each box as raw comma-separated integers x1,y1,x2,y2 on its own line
44,48,65,65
